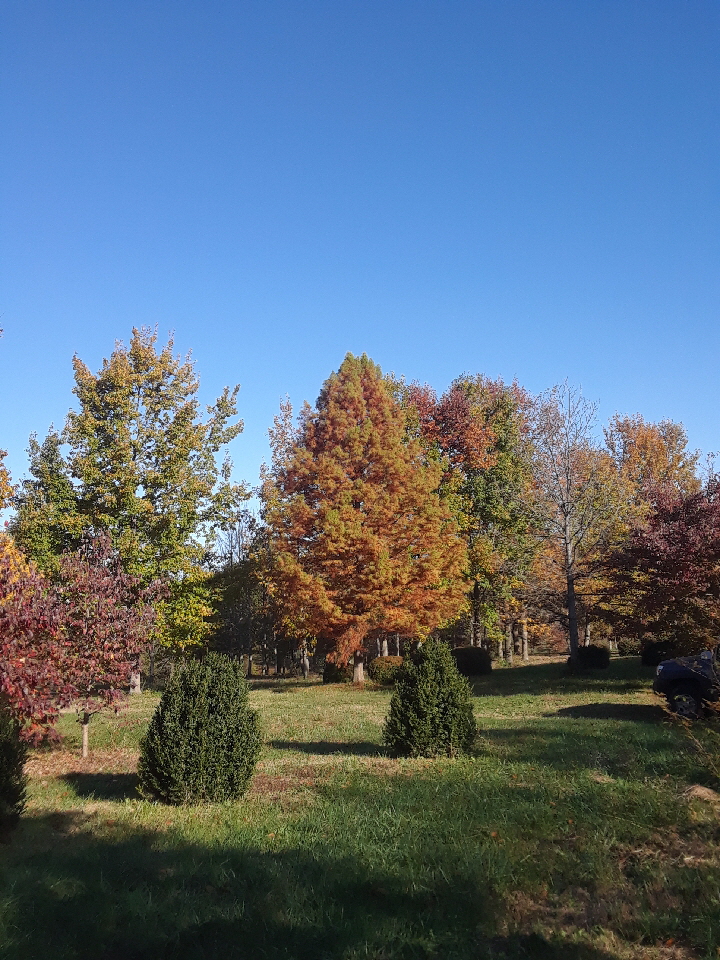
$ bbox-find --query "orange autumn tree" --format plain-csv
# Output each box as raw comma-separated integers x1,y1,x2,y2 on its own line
262,354,467,682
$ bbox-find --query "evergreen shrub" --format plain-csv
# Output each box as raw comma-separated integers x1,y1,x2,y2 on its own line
451,646,492,676
575,644,610,669
138,653,261,804
616,637,641,657
641,639,681,667
383,639,477,758
0,705,27,834
322,661,353,684
368,656,404,685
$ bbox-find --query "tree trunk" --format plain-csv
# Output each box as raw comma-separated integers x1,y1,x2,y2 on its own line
497,636,504,660
301,647,310,679
469,581,481,646
81,713,90,759
353,651,364,685
505,622,514,665
130,667,141,695
381,636,389,658
521,617,529,662
566,572,580,665
584,619,591,647
394,635,401,657
246,653,253,679
148,645,156,686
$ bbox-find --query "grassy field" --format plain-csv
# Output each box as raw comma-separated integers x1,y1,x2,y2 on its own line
1,658,719,959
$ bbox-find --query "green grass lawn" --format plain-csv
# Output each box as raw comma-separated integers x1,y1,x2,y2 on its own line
1,658,719,960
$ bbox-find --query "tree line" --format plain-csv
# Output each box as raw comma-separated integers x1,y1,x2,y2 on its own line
1,327,716,738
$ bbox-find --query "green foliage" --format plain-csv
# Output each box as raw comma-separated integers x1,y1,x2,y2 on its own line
0,705,27,833
383,639,477,757
12,329,247,651
575,644,610,670
138,653,261,804
368,655,404,685
450,646,492,676
616,637,641,657
323,660,353,684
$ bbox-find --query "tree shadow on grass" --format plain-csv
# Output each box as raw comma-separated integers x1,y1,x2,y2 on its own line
2,811,620,960
269,739,384,757
470,660,650,699
62,772,140,801
550,703,667,723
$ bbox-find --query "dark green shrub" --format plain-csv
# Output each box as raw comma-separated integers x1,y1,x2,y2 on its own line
322,660,353,684
641,638,681,667
138,654,261,804
575,644,610,669
616,637,641,657
0,705,27,834
383,639,477,758
368,656,404,685
451,646,492,676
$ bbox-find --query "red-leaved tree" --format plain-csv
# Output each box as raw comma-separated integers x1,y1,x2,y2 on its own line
55,535,158,756
604,475,720,654
0,548,71,742
0,534,157,753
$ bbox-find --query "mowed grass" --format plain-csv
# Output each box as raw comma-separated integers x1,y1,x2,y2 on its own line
1,660,720,959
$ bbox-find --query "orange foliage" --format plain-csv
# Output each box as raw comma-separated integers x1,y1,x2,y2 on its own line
263,354,467,663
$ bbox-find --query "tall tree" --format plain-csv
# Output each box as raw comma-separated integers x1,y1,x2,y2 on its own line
405,376,534,650
605,414,700,505
10,430,81,572
530,383,632,665
604,475,720,654
12,328,246,654
263,354,467,682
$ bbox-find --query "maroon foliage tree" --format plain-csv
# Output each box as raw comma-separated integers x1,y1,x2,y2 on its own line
0,553,71,742
605,475,720,653
55,535,158,756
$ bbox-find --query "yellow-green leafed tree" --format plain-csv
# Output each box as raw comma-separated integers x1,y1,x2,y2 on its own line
12,328,246,655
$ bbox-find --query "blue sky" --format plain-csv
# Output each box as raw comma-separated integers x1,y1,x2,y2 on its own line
1,1,718,492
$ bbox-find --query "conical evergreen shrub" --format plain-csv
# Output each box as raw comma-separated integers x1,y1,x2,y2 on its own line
138,653,261,804
0,704,27,834
383,639,477,757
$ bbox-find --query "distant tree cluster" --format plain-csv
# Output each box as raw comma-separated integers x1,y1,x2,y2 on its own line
0,328,713,750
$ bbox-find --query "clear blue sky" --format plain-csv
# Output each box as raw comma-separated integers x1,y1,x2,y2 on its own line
1,1,718,492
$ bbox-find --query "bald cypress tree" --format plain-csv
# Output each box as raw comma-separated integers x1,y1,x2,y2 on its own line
263,353,466,682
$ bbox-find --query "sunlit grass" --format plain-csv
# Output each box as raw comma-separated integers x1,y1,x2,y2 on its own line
2,658,719,959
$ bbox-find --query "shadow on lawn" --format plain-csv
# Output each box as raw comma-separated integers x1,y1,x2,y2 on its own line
551,703,667,723
2,812,619,960
62,772,140,801
470,660,651,699
269,739,383,756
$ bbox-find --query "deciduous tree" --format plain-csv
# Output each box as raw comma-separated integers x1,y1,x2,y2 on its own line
54,534,158,756
530,383,632,665
604,475,720,653
263,354,466,682
12,328,246,658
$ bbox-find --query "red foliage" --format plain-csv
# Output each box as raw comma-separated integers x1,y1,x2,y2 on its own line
54,534,158,718
0,535,158,739
0,555,70,741
606,475,720,649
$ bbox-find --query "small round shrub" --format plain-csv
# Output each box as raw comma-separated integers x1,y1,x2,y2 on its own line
616,637,640,657
368,656,404,685
383,639,477,758
451,646,492,677
575,644,610,669
138,653,261,805
0,705,27,834
322,661,353,684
